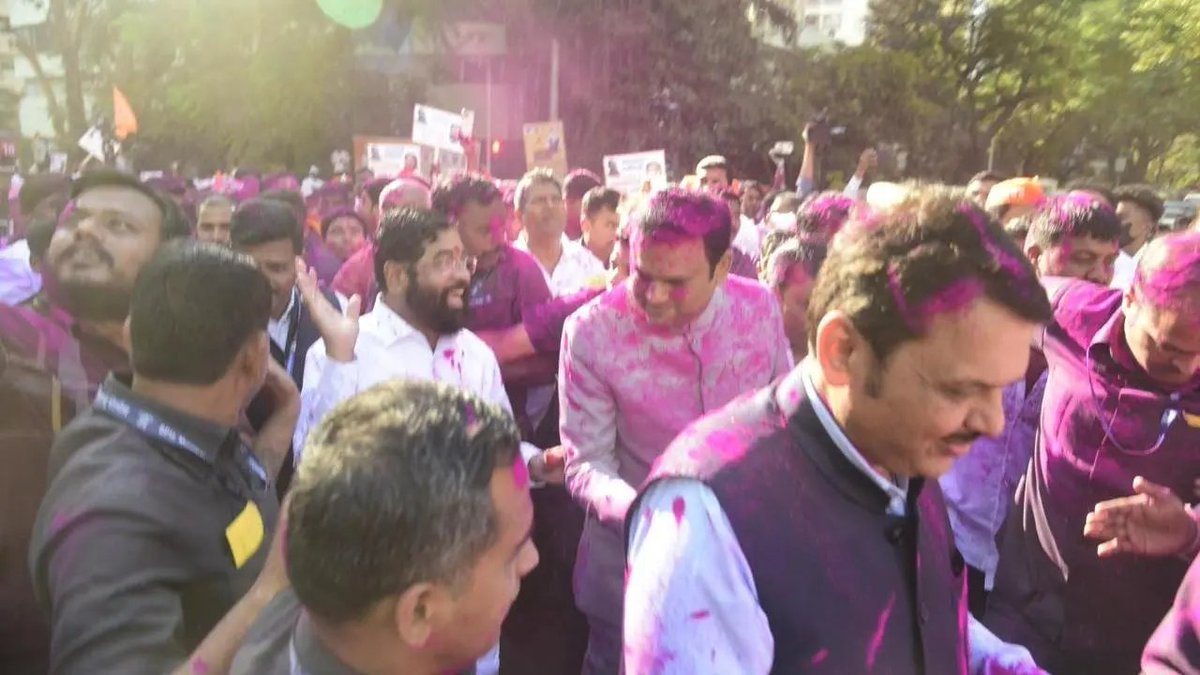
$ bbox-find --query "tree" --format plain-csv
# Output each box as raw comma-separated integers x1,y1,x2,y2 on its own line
107,0,357,170
12,0,129,143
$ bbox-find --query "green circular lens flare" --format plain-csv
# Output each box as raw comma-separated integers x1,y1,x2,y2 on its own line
315,0,383,29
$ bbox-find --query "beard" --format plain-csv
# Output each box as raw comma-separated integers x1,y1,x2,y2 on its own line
49,240,132,322
405,278,470,335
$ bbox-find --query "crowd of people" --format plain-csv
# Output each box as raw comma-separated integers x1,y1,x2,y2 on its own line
1,134,1200,675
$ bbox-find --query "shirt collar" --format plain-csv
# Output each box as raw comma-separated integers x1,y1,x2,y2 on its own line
781,363,909,516
292,611,363,675
272,287,298,326
365,295,463,349
96,373,238,464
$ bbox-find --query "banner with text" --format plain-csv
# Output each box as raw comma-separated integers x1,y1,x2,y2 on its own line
603,150,667,194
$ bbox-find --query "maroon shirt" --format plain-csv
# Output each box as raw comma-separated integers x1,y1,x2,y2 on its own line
0,301,129,673
987,279,1200,673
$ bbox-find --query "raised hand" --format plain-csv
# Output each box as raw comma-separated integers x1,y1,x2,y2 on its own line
295,258,360,363
1084,476,1198,558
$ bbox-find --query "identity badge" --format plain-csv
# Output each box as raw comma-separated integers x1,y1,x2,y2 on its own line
225,500,265,569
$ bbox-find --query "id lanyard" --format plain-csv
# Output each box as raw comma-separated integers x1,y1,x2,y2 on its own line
94,388,268,484
281,288,302,377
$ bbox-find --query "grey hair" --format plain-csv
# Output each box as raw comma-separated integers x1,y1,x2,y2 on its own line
198,193,235,212
287,379,521,623
514,167,561,213
764,236,827,291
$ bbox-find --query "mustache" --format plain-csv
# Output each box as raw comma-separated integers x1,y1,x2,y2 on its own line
59,240,115,268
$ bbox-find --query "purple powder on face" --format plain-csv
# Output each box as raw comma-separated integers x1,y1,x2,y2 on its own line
463,401,476,427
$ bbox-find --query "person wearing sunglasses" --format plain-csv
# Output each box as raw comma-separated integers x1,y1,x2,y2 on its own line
986,231,1200,675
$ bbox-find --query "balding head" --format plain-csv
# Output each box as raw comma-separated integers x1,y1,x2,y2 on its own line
1123,231,1200,386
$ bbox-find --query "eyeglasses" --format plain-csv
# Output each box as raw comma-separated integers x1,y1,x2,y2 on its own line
432,254,478,276
1085,350,1181,456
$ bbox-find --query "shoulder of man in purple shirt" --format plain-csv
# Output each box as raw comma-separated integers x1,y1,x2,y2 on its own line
1144,552,1200,675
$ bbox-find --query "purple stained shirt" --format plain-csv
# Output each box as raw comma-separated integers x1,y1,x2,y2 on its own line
989,278,1200,665
1143,552,1200,675
467,244,554,334
0,301,129,670
558,274,792,628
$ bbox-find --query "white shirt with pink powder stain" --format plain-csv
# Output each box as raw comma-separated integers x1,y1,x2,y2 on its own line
558,274,792,628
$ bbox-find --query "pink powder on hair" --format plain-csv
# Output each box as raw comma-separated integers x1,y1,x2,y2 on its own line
958,203,1028,280
511,454,530,490
1133,232,1200,308
866,594,896,670
672,497,686,525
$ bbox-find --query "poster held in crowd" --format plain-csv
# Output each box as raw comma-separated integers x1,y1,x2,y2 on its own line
603,150,668,194
412,104,475,153
365,142,422,178
522,121,568,178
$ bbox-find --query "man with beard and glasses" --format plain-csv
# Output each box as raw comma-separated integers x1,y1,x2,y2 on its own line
292,206,560,675
0,169,189,674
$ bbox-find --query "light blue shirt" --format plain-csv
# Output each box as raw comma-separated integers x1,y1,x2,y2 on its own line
624,365,1044,674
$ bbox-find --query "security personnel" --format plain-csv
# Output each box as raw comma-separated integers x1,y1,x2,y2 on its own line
29,242,294,675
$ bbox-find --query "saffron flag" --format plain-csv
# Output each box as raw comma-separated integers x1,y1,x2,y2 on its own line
113,86,138,140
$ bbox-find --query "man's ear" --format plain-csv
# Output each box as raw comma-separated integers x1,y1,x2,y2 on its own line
814,310,862,388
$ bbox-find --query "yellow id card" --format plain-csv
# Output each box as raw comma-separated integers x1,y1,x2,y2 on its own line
225,501,264,569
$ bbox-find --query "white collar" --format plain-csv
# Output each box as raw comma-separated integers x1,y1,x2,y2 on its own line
800,364,909,515
364,294,461,348
271,287,298,326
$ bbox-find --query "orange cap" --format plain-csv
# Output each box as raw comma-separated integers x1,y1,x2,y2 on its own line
985,177,1045,212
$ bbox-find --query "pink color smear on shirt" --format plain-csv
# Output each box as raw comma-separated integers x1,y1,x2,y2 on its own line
672,496,686,525
689,609,711,620
866,594,896,670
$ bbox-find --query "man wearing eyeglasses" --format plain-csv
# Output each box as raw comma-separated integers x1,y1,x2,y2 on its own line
985,231,1200,675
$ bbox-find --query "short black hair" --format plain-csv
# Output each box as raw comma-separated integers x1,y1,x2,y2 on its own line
230,198,304,254
363,177,391,209
71,169,190,240
635,188,731,273
129,240,271,385
582,187,621,220
563,169,602,202
320,208,368,240
288,379,520,623
374,207,455,293
259,189,306,226
808,186,1052,364
26,214,57,262
969,171,1005,185
431,174,501,219
1026,194,1122,250
1113,184,1165,222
